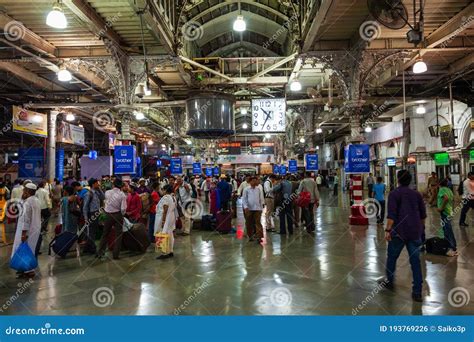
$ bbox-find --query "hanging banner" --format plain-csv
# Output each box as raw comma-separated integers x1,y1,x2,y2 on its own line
193,162,202,175
305,154,318,171
279,165,287,175
344,144,370,173
205,168,213,177
18,148,45,180
170,158,183,175
288,159,298,173
114,145,136,175
57,121,85,146
213,166,220,176
56,149,65,181
12,106,47,137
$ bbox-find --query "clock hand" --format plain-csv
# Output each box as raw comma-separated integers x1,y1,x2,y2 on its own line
261,109,270,129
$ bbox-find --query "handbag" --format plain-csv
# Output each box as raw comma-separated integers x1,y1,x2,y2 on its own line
155,232,171,254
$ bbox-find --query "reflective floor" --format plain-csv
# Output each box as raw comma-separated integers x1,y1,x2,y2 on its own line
1,189,473,315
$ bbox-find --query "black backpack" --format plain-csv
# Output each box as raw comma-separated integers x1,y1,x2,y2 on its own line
425,237,450,255
190,183,198,198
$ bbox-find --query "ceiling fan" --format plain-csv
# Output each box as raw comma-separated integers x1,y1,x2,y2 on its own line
367,0,425,46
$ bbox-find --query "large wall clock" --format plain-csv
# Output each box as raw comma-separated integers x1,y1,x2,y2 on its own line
251,98,286,133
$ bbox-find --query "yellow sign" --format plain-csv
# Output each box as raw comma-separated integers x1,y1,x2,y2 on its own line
12,106,47,137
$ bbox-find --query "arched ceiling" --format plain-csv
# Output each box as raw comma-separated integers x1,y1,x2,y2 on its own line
180,0,298,57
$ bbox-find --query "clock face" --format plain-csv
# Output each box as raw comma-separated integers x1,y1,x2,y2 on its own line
251,98,286,133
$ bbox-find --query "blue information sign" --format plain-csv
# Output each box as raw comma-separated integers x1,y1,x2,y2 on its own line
288,159,297,173
170,158,183,175
193,162,202,175
344,144,370,173
114,145,136,175
88,150,98,160
386,157,396,166
205,168,213,177
56,148,65,181
213,166,220,176
279,165,287,175
305,154,318,171
156,159,162,167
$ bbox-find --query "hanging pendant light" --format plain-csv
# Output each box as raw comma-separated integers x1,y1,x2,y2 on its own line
290,80,302,92
242,123,248,130
416,104,426,114
46,1,68,29
57,65,72,82
65,113,75,121
233,15,246,32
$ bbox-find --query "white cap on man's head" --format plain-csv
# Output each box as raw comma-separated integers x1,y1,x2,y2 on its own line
25,183,37,190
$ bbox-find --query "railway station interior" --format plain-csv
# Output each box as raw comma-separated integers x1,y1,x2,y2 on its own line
0,0,473,316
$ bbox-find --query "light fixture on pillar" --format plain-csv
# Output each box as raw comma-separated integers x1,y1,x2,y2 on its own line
316,128,322,134
365,126,372,133
290,80,302,92
242,123,248,130
65,113,75,121
46,1,67,29
57,65,72,82
413,54,427,74
416,104,426,114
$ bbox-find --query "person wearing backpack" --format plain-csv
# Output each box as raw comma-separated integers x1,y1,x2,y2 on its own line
459,172,474,227
437,178,458,257
82,178,105,254
272,175,294,235
298,172,320,233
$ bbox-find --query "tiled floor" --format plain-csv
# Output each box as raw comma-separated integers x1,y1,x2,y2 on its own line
1,189,473,315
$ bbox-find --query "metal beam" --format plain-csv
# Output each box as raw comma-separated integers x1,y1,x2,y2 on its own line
249,53,297,80
180,55,233,81
288,58,303,84
0,62,66,91
63,0,126,47
0,12,56,56
302,0,335,52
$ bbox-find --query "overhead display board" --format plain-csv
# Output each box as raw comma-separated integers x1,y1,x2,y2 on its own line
251,98,286,133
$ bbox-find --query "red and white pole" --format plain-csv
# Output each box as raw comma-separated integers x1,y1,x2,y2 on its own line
349,174,368,225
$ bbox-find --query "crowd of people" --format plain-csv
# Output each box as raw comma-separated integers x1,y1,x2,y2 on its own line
5,168,471,304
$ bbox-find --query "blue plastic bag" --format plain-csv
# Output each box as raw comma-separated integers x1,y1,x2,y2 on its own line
10,242,38,272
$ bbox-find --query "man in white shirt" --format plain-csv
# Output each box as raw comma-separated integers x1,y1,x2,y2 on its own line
97,179,127,260
237,175,251,197
316,174,322,186
11,183,41,277
263,174,276,231
242,176,265,243
35,181,52,234
11,179,24,200
459,172,474,226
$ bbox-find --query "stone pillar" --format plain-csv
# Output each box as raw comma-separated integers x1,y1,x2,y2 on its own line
46,111,58,182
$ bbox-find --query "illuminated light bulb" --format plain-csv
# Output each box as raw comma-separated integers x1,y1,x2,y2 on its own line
65,113,75,121
290,80,302,92
147,140,153,146
413,60,427,74
316,128,322,134
365,126,372,133
242,123,248,129
233,15,246,32
416,105,426,114
57,68,72,82
46,3,67,29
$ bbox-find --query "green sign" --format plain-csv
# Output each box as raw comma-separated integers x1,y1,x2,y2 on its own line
434,152,449,166
470,150,474,161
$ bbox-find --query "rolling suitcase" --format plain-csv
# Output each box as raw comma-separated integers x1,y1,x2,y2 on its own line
122,223,150,254
216,210,232,234
49,231,78,258
425,237,449,255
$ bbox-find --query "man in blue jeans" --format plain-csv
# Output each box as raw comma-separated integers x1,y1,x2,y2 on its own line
379,170,426,302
